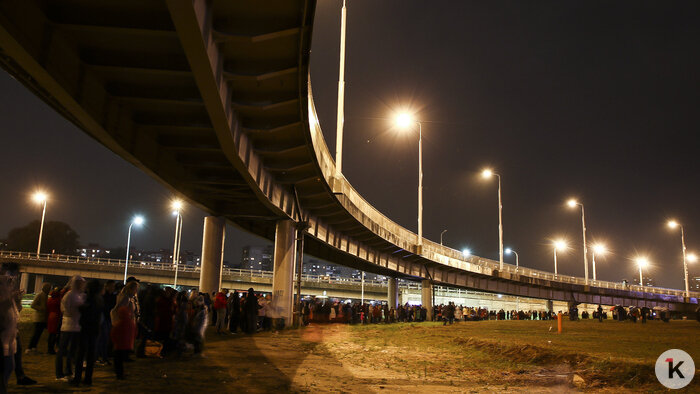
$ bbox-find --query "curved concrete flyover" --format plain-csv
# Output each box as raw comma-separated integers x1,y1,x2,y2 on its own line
0,0,696,323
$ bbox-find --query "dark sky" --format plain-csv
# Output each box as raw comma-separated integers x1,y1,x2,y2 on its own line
1,1,699,289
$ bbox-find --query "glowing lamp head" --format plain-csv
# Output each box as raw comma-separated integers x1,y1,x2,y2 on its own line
505,248,512,255
635,257,649,268
592,243,607,255
481,169,493,179
688,253,698,263
567,199,578,208
32,191,48,204
554,239,567,251
667,220,679,229
462,248,471,257
132,216,145,226
395,112,413,129
171,200,183,211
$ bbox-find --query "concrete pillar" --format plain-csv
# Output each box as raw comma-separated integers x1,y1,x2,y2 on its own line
421,279,433,321
199,216,225,294
546,300,554,313
388,277,398,309
272,220,296,327
34,275,44,294
19,272,29,294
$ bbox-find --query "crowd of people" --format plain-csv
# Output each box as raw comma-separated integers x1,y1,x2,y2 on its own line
1,260,696,391
0,260,279,391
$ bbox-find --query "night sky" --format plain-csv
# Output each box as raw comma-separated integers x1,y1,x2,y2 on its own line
1,1,699,289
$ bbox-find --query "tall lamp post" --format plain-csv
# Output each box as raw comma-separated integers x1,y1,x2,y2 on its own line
635,257,649,291
505,247,519,271
667,220,691,297
567,199,589,284
334,0,348,178
440,229,447,246
552,239,568,277
172,200,183,288
32,191,48,257
590,243,607,282
482,169,504,270
124,215,144,284
395,113,423,252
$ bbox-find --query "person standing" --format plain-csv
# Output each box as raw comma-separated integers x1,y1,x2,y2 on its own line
26,282,51,352
72,279,104,386
46,289,61,354
228,290,241,333
55,275,86,381
111,281,138,379
214,289,228,334
96,280,116,365
244,288,259,334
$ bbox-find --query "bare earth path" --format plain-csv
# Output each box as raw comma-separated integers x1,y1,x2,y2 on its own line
8,319,700,393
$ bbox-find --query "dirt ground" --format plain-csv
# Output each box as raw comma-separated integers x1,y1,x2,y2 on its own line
7,319,700,393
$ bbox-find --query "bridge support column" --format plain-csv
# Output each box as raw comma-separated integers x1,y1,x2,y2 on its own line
421,279,433,321
388,277,398,309
546,300,553,313
19,273,29,294
33,275,44,294
199,216,225,294
272,220,296,328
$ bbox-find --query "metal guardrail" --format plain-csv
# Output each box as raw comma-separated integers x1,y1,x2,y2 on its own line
0,251,389,287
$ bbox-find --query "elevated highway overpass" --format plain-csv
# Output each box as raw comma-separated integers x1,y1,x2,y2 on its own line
0,0,697,324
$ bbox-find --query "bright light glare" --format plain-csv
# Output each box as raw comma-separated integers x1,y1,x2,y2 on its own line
132,216,145,226
32,191,48,203
635,257,650,268
171,199,183,211
505,248,513,255
554,239,567,251
481,169,493,178
395,113,413,129
567,199,578,208
592,243,607,255
688,253,698,263
667,220,679,229
462,248,471,257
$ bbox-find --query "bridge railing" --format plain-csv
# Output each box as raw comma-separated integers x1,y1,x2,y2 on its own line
0,251,389,288
1,250,693,298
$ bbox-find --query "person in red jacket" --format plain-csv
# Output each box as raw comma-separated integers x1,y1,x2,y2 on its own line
46,289,62,355
110,281,137,380
213,289,228,334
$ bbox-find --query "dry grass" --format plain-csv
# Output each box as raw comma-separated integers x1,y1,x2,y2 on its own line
8,310,700,393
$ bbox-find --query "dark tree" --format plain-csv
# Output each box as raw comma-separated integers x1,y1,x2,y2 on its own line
6,220,80,255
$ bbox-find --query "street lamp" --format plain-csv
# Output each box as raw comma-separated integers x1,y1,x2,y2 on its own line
171,200,184,288
635,257,649,291
462,248,471,258
124,215,144,284
688,253,698,263
482,169,504,270
395,112,423,252
334,0,348,178
32,191,48,257
667,220,690,297
552,239,568,277
440,229,447,246
567,199,589,284
505,247,519,270
591,243,607,282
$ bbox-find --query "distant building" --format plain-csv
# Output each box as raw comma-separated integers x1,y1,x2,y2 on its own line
632,276,654,287
241,245,273,271
691,276,700,291
78,243,112,258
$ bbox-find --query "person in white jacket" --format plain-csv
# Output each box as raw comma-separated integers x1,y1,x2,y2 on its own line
55,275,86,381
